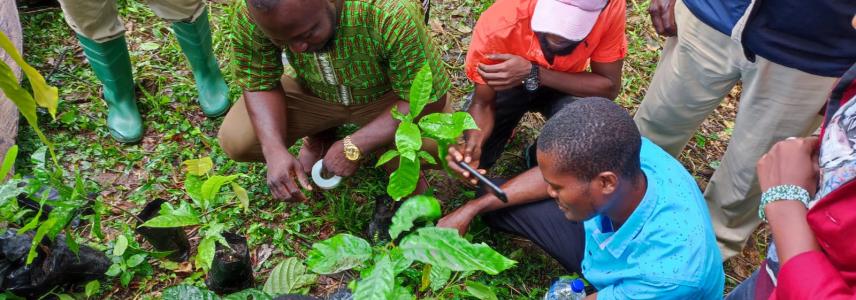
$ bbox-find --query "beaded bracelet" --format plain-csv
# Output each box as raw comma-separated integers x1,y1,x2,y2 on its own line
758,185,810,223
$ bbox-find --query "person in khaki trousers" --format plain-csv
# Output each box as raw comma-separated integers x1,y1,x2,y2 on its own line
57,0,230,143
638,0,855,260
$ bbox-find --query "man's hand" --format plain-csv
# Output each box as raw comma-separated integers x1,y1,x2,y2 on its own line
437,203,481,236
477,54,532,91
322,140,361,177
648,0,677,36
265,149,312,201
446,130,487,185
757,137,820,197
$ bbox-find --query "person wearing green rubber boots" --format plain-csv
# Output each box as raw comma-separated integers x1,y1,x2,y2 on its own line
56,0,231,143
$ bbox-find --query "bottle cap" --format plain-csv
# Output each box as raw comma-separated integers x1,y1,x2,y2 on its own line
571,279,585,293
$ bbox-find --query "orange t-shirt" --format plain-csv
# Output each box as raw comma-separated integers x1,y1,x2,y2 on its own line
465,0,627,85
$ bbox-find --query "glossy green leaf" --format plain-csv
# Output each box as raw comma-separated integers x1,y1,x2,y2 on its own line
466,281,498,300
200,175,238,208
0,33,58,166
387,157,419,201
375,149,400,167
417,150,436,165
0,31,58,118
17,204,42,234
353,254,394,300
223,288,272,300
390,283,415,300
196,235,217,271
0,145,17,182
161,285,219,300
127,254,147,267
231,183,249,212
185,175,204,205
141,202,200,228
183,157,213,176
407,64,434,118
263,257,317,295
389,247,413,276
429,264,452,292
65,230,79,255
120,270,134,286
113,235,128,256
395,122,422,161
390,105,410,123
56,294,74,300
306,234,372,274
400,227,516,275
389,195,442,239
84,280,101,297
105,264,122,277
26,217,56,264
418,112,479,142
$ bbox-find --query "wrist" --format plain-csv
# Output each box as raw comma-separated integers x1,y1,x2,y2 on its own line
261,143,291,161
758,184,811,222
468,194,499,215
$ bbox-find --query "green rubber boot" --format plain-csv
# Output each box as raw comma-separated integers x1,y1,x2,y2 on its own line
172,8,230,117
77,35,143,143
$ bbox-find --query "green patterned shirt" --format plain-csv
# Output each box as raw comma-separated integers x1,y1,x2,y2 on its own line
231,0,451,105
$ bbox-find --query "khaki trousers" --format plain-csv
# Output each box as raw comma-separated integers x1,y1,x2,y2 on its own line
218,76,406,162
57,0,206,42
634,0,838,260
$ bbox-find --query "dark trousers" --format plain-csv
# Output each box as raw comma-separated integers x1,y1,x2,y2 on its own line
466,87,584,273
466,86,579,169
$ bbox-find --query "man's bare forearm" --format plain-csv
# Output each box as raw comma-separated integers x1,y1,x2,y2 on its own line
466,167,552,214
244,87,290,158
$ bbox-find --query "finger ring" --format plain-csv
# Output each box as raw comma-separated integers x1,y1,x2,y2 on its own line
312,159,342,190
786,137,798,141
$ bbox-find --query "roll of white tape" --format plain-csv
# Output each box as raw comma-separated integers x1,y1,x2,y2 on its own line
311,159,342,190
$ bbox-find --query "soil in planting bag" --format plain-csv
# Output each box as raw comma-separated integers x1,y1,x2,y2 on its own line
135,199,191,261
1,229,110,298
205,231,254,294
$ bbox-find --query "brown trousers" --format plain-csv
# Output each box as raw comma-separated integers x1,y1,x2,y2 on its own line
218,76,403,162
218,76,448,162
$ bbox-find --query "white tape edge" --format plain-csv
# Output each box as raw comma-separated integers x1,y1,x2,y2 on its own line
311,159,342,190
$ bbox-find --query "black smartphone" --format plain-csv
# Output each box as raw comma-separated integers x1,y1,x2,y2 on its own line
456,161,508,203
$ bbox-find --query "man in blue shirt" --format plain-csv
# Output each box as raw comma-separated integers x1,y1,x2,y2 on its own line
439,98,724,298
636,0,856,259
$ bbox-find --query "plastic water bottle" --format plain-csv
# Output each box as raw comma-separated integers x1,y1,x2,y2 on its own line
544,278,586,300
571,278,586,299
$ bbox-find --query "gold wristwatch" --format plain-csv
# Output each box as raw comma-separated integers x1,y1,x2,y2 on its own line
343,135,362,161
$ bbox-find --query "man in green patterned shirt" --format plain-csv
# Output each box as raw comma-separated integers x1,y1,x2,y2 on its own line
218,0,451,203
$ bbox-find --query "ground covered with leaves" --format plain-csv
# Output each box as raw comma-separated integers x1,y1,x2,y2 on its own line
12,0,764,298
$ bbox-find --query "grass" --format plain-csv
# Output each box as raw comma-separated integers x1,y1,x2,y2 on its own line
12,0,763,298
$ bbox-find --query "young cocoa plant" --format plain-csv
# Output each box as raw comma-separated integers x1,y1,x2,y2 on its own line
305,64,515,299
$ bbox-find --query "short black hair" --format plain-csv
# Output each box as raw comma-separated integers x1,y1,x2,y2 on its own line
537,97,642,181
247,0,281,12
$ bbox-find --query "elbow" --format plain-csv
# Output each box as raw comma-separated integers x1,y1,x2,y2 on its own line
603,79,620,100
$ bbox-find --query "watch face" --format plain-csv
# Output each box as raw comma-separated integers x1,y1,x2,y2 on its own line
525,78,539,91
345,147,360,161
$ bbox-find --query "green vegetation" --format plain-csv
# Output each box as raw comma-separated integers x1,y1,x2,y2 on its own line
3,0,760,298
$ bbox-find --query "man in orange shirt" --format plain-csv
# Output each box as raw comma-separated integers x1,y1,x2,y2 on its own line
438,0,626,272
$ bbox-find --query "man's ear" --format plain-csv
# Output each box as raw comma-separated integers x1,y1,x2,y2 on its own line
596,171,619,195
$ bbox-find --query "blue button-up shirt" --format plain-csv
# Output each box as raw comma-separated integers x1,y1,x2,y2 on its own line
581,139,724,299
